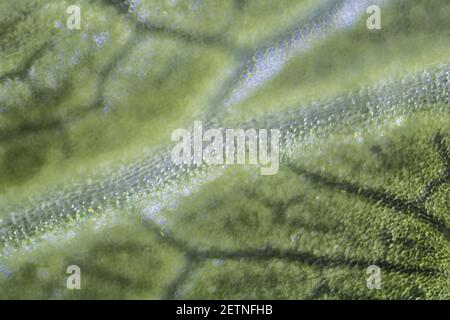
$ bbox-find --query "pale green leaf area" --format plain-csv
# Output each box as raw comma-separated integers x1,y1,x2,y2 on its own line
0,0,449,299
0,0,235,196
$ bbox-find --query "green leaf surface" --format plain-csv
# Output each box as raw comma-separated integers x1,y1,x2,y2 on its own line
0,0,449,299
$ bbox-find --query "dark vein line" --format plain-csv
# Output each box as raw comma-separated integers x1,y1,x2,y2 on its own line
191,247,441,277
0,34,139,144
0,40,52,82
288,165,449,238
416,132,450,204
142,219,442,283
162,256,199,300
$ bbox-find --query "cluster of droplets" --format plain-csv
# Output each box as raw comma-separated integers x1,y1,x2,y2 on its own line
0,63,448,254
